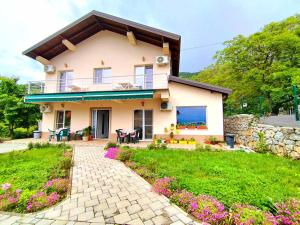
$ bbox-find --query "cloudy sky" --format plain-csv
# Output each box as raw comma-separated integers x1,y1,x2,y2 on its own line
0,0,299,83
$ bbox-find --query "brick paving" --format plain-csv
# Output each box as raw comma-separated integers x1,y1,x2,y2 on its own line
0,146,202,225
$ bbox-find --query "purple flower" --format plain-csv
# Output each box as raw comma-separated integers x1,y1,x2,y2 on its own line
1,183,11,191
104,147,120,159
190,201,198,210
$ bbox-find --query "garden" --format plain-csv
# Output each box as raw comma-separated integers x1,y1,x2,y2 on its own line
0,143,72,212
105,143,300,225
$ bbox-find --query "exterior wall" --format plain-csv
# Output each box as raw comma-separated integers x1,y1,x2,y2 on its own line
224,114,300,159
44,30,170,93
41,82,225,141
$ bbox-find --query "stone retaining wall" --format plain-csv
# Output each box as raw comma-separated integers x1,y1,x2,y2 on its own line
224,114,300,159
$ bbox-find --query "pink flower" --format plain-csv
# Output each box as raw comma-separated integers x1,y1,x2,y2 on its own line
104,147,120,159
190,201,198,210
1,183,11,191
152,177,174,197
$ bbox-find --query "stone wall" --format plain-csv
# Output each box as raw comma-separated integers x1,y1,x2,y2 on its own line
224,114,300,159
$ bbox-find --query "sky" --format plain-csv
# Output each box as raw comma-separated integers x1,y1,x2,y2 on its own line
0,0,299,83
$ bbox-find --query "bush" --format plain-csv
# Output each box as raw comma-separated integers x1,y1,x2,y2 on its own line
16,189,35,213
0,184,21,211
171,190,194,210
104,142,119,150
230,204,277,225
117,149,133,162
135,167,156,180
26,191,60,212
104,147,120,159
13,128,28,139
152,177,174,197
188,195,228,225
275,199,300,225
44,178,69,195
27,142,34,150
0,123,9,138
147,143,167,150
256,132,268,153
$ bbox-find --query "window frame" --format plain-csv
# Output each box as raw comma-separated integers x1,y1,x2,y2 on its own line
176,106,207,127
93,67,112,84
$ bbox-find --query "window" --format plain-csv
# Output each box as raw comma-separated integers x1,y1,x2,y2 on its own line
176,106,207,126
56,111,71,129
59,71,73,92
94,68,112,84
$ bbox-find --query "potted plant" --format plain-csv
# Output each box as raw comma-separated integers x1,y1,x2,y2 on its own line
187,123,196,129
177,123,186,129
83,126,92,141
197,123,207,129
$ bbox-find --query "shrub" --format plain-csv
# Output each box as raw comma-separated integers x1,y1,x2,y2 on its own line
44,178,69,195
231,204,277,225
208,136,218,145
27,142,34,150
104,142,119,150
104,147,120,159
13,128,28,139
147,143,167,150
152,177,174,197
0,123,9,138
188,195,228,224
275,199,300,225
117,149,133,162
171,190,194,210
16,189,35,213
135,167,156,180
256,132,268,153
125,161,138,169
26,191,60,212
0,184,21,211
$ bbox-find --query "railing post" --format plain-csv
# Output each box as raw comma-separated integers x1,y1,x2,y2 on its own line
28,82,31,94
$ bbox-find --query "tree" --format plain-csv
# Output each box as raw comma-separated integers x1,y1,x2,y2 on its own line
0,76,41,137
192,14,300,115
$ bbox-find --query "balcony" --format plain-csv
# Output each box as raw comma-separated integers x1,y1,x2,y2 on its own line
27,73,169,94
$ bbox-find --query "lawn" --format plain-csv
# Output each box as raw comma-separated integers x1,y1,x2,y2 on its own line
130,149,300,210
0,144,68,192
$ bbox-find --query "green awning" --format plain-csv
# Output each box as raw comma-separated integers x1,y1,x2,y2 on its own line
24,90,154,103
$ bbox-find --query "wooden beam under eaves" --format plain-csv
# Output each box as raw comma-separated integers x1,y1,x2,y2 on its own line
62,39,76,51
163,42,169,55
127,31,137,45
36,56,51,65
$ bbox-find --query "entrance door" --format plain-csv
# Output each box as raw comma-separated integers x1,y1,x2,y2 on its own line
92,110,109,139
134,110,153,140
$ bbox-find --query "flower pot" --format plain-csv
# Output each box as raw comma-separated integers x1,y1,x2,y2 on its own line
197,125,207,129
179,140,188,144
82,136,89,142
188,141,197,144
178,126,186,129
187,126,195,129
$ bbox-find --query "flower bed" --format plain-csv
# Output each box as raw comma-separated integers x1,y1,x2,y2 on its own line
0,143,73,213
117,148,300,225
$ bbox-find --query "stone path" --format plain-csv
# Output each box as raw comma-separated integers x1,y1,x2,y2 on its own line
0,142,28,153
0,146,201,225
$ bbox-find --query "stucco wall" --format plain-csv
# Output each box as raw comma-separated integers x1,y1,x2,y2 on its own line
44,30,170,92
41,82,224,140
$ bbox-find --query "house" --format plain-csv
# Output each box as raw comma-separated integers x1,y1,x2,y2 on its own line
23,10,231,142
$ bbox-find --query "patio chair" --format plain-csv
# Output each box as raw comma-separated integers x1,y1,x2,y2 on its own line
135,127,143,143
129,129,139,144
56,128,71,141
48,129,55,141
75,130,84,140
116,129,127,144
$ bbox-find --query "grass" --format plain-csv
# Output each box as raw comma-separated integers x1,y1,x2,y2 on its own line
130,149,300,210
0,145,67,192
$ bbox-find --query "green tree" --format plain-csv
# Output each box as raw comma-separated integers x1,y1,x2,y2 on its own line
0,76,41,137
192,14,300,114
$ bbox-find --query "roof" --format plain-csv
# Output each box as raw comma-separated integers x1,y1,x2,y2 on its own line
168,76,232,95
23,10,181,76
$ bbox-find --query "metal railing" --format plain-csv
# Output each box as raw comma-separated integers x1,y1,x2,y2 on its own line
27,73,169,94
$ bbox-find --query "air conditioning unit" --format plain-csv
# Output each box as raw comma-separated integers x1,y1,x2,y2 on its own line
160,101,172,111
156,56,169,65
40,104,52,113
44,65,56,74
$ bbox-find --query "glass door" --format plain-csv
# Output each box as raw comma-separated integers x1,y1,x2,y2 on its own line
92,109,109,139
134,110,153,140
134,65,153,89
59,71,73,92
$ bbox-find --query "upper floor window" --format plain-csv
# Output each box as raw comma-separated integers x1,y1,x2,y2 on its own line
94,68,112,84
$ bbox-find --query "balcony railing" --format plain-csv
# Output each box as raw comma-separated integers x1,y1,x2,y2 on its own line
27,73,169,94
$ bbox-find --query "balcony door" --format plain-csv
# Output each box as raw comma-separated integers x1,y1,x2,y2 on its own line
59,71,73,92
134,65,153,89
134,110,153,140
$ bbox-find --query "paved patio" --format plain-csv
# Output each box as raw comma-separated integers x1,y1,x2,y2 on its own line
0,146,201,225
